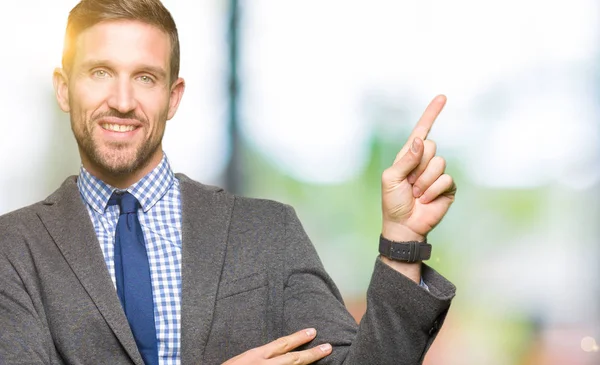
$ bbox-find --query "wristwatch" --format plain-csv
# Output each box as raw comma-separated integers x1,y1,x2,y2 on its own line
378,235,432,262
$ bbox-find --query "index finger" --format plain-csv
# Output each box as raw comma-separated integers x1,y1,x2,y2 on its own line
400,95,447,153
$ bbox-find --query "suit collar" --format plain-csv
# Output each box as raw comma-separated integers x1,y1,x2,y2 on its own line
39,176,145,365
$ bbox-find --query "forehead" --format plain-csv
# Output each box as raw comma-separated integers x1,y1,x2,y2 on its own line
72,20,171,70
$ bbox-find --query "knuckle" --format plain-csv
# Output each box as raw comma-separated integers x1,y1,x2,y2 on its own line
442,174,457,192
414,125,428,136
425,139,437,154
284,351,302,364
291,352,302,364
381,168,394,181
433,156,446,169
276,337,291,352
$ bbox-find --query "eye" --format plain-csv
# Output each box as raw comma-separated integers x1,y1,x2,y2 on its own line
93,69,108,78
138,75,154,84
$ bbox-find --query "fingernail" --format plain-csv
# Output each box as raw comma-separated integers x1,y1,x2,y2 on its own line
319,343,332,352
413,186,421,197
305,328,316,337
411,139,418,153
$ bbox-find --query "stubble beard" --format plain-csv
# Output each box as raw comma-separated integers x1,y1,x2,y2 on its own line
72,115,163,178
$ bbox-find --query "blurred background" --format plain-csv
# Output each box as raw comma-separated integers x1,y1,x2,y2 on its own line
1,1,599,364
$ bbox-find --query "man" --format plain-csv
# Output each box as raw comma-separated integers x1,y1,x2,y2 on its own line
0,0,456,364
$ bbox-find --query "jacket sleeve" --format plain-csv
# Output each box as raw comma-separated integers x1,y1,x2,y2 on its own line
281,205,456,365
0,225,57,365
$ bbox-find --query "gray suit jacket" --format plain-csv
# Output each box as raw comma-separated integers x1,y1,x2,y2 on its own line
0,174,455,365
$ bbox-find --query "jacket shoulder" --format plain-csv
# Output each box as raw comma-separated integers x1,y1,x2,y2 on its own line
0,202,46,233
0,175,78,235
175,172,291,213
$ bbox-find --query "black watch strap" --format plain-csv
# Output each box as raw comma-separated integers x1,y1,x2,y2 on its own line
379,235,432,262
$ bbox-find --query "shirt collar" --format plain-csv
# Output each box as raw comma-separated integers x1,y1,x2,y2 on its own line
77,153,175,214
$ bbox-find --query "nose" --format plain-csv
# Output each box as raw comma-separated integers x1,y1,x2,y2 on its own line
107,77,138,113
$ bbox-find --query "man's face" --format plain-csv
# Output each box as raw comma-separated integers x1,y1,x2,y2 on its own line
54,20,184,181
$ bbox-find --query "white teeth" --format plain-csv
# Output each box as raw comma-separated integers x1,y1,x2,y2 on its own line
101,123,135,132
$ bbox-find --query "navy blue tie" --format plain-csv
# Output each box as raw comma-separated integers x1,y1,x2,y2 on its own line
109,192,158,365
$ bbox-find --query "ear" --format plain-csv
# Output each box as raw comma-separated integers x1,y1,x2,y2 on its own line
166,77,185,120
53,68,70,113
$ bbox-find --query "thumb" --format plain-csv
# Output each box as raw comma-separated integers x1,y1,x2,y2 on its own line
391,138,424,180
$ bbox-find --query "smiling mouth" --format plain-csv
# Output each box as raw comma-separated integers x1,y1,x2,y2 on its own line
100,123,137,132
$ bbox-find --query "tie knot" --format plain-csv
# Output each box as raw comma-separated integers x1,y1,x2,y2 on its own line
108,192,140,215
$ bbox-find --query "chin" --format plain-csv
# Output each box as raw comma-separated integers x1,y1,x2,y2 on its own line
94,148,144,175
80,138,161,178
100,159,140,176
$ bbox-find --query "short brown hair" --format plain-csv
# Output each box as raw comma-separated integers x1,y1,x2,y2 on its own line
62,0,180,83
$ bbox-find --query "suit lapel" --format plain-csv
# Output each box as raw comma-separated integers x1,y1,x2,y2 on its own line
37,177,144,365
178,175,233,365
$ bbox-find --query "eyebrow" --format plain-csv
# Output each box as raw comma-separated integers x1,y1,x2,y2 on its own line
79,59,168,80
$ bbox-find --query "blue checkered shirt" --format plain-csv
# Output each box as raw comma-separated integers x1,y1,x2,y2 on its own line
77,154,182,364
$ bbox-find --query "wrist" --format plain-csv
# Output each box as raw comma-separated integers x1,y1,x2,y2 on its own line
379,225,427,284
381,222,425,242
